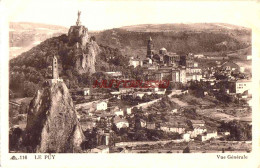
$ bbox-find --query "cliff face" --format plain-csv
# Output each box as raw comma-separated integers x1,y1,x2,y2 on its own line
73,41,100,74
68,25,100,74
23,81,85,153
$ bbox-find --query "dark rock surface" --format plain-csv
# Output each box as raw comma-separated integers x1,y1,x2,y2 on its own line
23,81,84,153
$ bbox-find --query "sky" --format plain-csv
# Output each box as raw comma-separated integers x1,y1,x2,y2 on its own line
2,0,260,30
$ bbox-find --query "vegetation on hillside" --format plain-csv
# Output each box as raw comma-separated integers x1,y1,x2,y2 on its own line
9,34,129,97
96,28,250,54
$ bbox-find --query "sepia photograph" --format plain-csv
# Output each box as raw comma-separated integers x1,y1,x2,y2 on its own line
1,0,260,167
7,1,254,154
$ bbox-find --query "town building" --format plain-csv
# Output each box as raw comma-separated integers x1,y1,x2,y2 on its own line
188,126,207,138
146,122,156,129
83,88,91,96
235,79,251,94
114,117,129,129
114,109,124,116
182,133,191,142
104,71,123,78
96,101,108,111
188,120,205,127
198,130,218,142
125,107,132,115
129,57,143,68
220,61,240,72
180,53,194,68
160,123,186,134
194,54,204,58
163,52,180,67
140,119,146,128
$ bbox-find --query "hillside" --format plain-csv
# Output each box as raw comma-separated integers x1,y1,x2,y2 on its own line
9,33,129,98
95,23,251,58
120,23,250,32
9,22,68,59
9,22,251,97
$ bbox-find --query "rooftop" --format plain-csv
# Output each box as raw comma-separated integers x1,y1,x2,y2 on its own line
190,120,205,124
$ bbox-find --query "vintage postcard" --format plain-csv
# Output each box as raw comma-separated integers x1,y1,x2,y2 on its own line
0,0,260,167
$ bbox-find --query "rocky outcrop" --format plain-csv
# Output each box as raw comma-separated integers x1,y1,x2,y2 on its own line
68,25,89,47
23,81,85,153
68,25,100,74
73,41,100,74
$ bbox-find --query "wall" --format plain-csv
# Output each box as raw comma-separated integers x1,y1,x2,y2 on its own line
115,139,184,147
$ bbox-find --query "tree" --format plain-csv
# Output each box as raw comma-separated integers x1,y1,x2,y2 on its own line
23,81,38,97
183,146,190,153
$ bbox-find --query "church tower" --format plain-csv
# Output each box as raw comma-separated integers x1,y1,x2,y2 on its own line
52,55,59,79
147,36,154,58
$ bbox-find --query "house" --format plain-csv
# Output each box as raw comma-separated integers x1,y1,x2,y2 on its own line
83,88,91,96
182,133,191,142
188,120,205,127
220,61,240,72
133,92,145,99
186,73,202,82
160,123,186,134
119,88,133,94
155,69,172,81
218,131,230,136
110,91,121,99
114,109,124,116
235,79,251,94
126,107,132,115
96,101,107,111
146,122,156,129
171,68,186,83
155,90,166,95
140,119,146,128
114,117,129,129
199,130,218,142
91,145,109,153
188,126,207,138
104,71,122,78
143,58,153,65
194,54,204,58
129,58,143,68
170,109,178,114
163,52,180,66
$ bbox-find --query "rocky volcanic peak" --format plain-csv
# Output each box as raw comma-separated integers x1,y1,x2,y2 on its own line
23,81,85,153
68,25,100,74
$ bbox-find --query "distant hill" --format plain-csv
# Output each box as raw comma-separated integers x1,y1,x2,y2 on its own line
9,22,68,59
120,23,250,32
94,23,251,58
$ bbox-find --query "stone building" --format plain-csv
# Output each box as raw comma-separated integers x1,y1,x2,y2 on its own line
235,79,251,94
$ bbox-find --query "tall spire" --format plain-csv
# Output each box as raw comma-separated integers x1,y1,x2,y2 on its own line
147,36,154,58
76,10,81,26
